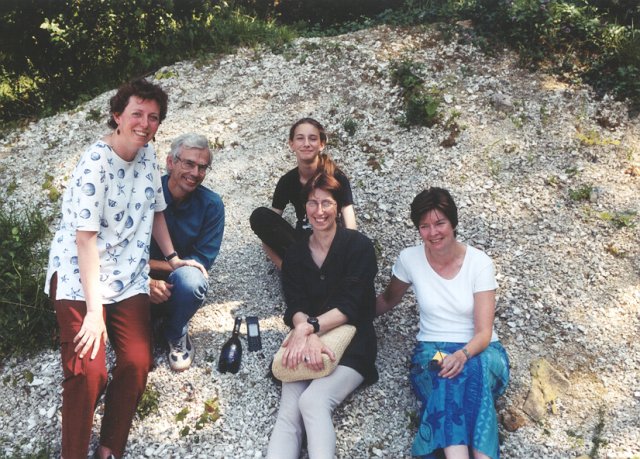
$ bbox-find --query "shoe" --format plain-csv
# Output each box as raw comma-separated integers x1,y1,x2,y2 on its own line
168,333,195,371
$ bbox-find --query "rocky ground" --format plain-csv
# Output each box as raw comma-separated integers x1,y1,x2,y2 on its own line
0,24,639,458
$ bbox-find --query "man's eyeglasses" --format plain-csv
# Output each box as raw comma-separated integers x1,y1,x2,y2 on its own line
175,157,210,173
306,199,337,210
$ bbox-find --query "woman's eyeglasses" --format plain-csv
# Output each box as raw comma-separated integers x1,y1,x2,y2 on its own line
175,157,210,173
306,199,336,210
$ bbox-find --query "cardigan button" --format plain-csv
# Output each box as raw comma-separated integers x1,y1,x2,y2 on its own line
319,274,325,280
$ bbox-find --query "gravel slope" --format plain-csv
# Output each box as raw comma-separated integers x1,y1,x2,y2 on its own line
0,24,639,458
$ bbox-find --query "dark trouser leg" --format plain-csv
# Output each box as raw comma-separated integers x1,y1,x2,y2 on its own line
100,294,153,458
249,207,298,259
51,274,108,459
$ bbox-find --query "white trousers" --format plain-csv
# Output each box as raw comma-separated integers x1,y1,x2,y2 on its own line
266,365,364,459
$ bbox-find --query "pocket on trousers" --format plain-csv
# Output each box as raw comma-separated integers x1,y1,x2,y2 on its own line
60,341,86,377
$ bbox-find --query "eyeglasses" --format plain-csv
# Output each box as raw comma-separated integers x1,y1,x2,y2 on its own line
306,199,336,210
175,157,210,173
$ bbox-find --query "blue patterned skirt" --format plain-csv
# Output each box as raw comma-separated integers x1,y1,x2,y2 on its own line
410,341,510,459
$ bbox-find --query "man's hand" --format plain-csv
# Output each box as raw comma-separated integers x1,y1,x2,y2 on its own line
150,278,173,304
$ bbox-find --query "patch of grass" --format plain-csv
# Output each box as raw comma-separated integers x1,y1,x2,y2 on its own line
7,181,17,196
175,407,189,422
545,175,561,187
488,158,503,178
86,108,102,123
407,409,419,430
195,398,220,430
343,118,358,136
598,210,637,229
605,243,626,258
390,59,444,128
589,408,608,458
0,207,55,360
391,59,424,93
569,185,594,202
576,129,620,147
155,69,178,80
404,88,443,127
42,173,61,203
136,384,160,420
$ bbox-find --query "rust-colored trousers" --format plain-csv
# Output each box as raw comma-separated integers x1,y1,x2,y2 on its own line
51,274,153,459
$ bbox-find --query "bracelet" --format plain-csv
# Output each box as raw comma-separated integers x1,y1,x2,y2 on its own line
461,347,471,361
164,251,178,262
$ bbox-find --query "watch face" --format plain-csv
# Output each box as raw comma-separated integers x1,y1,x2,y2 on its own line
307,317,319,331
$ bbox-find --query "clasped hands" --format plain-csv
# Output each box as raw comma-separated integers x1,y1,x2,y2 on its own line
280,327,335,371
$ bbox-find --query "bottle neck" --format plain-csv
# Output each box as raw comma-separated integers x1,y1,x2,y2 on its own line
232,318,242,336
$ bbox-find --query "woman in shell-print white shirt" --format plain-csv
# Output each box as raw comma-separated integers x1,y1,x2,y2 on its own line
45,79,206,459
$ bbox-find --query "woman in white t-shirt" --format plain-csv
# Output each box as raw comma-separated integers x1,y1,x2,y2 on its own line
45,79,206,459
376,187,509,459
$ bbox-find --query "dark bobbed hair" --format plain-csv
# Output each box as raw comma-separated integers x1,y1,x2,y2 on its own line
107,78,168,129
301,172,344,213
410,187,458,235
289,118,336,176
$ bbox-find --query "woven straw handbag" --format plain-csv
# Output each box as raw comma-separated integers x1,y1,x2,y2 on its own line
271,324,356,382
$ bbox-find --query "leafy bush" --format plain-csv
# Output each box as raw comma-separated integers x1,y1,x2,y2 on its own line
0,0,295,124
0,207,56,360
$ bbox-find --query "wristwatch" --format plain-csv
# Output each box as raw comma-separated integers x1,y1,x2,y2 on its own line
164,251,178,262
307,316,320,333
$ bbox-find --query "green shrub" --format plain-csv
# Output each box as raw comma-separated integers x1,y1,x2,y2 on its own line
0,207,56,360
0,0,296,124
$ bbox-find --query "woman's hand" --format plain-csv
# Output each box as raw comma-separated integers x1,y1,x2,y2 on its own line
302,334,336,371
438,350,468,379
73,310,107,360
169,256,208,277
149,278,173,304
280,327,310,369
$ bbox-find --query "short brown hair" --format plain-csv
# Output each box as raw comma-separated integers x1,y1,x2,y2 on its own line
410,187,458,235
107,78,168,129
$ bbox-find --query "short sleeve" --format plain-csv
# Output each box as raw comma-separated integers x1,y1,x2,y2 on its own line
72,145,108,231
392,250,412,285
271,174,290,211
473,253,497,293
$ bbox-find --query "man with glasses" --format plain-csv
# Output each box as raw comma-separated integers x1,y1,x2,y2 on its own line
149,133,225,371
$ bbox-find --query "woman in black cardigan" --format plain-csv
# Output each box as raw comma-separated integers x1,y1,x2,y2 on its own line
266,172,378,459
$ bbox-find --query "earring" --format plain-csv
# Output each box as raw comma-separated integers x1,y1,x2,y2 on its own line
116,128,121,135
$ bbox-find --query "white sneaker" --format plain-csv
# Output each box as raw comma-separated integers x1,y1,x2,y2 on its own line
168,333,194,371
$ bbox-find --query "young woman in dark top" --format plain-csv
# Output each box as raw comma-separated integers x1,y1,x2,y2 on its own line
250,118,356,269
266,172,377,459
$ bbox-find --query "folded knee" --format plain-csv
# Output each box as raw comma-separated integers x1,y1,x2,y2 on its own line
298,391,331,418
170,266,209,295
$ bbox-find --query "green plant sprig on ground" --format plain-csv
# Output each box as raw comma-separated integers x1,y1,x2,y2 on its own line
391,59,444,128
